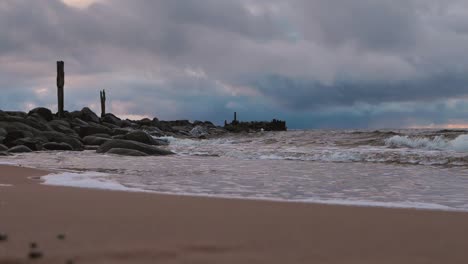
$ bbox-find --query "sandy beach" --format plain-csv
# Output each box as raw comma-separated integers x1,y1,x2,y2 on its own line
1,165,468,264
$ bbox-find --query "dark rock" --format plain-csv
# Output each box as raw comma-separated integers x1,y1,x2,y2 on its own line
153,121,176,133
39,131,83,151
101,122,120,129
25,115,53,131
9,145,33,153
136,118,153,127
43,142,73,151
102,113,122,127
49,120,76,135
82,136,110,146
0,233,8,241
28,107,53,121
112,135,126,140
97,139,174,156
170,120,192,127
57,234,66,240
84,145,100,151
0,128,6,137
80,107,100,123
30,242,38,249
112,128,131,136
5,111,27,118
10,138,44,151
3,131,34,146
123,131,162,145
89,133,112,139
107,148,149,157
204,121,215,127
0,144,7,151
79,123,112,138
0,151,10,156
70,118,90,128
120,119,134,128
0,121,41,135
141,126,164,137
0,114,51,132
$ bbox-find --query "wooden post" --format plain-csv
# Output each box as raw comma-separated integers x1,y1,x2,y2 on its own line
57,61,65,117
234,112,237,122
100,89,106,117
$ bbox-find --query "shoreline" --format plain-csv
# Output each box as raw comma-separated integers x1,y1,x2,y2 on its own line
3,163,467,213
1,165,468,263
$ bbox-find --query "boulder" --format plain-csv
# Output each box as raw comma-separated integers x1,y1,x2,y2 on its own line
0,121,41,135
106,148,149,157
39,131,83,151
112,135,126,140
43,142,73,151
49,120,76,135
82,136,110,146
70,118,90,128
10,138,44,151
89,133,112,139
141,126,164,137
120,119,134,128
80,107,100,123
3,131,34,146
101,113,122,127
136,118,153,127
0,144,8,151
25,115,53,131
123,131,157,145
4,111,27,118
8,145,33,153
28,107,53,121
0,114,50,132
112,128,131,136
79,123,112,138
96,139,174,156
101,122,120,129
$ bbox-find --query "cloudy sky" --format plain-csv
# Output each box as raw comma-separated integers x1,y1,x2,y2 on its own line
2,0,468,128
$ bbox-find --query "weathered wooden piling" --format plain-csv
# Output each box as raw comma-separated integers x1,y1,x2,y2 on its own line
100,89,106,117
57,61,65,117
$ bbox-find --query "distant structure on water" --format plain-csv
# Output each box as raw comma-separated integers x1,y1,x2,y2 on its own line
224,112,287,132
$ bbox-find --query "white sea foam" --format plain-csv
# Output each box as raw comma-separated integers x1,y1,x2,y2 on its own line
39,170,462,212
5,130,468,212
0,183,13,187
42,171,149,192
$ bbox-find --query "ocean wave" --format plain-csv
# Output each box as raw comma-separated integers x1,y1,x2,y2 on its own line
385,135,468,152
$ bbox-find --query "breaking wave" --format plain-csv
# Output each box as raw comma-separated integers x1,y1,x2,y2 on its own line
385,135,468,152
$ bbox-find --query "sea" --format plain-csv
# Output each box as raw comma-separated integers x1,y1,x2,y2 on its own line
3,129,468,212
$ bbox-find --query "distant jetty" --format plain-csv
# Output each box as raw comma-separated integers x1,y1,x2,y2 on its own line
0,61,288,156
224,112,287,132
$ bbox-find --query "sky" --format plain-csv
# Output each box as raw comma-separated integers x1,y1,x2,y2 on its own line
1,0,468,128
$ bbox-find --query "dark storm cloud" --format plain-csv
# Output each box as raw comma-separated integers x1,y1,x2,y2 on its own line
1,0,468,128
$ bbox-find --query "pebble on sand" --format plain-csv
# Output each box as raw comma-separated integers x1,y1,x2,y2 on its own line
0,233,8,241
28,250,44,259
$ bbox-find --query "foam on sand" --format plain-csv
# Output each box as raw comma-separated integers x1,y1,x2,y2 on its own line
41,171,149,192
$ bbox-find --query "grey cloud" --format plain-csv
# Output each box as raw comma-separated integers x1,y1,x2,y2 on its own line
2,0,468,128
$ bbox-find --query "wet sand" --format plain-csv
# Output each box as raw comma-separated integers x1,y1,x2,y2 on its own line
1,164,468,264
